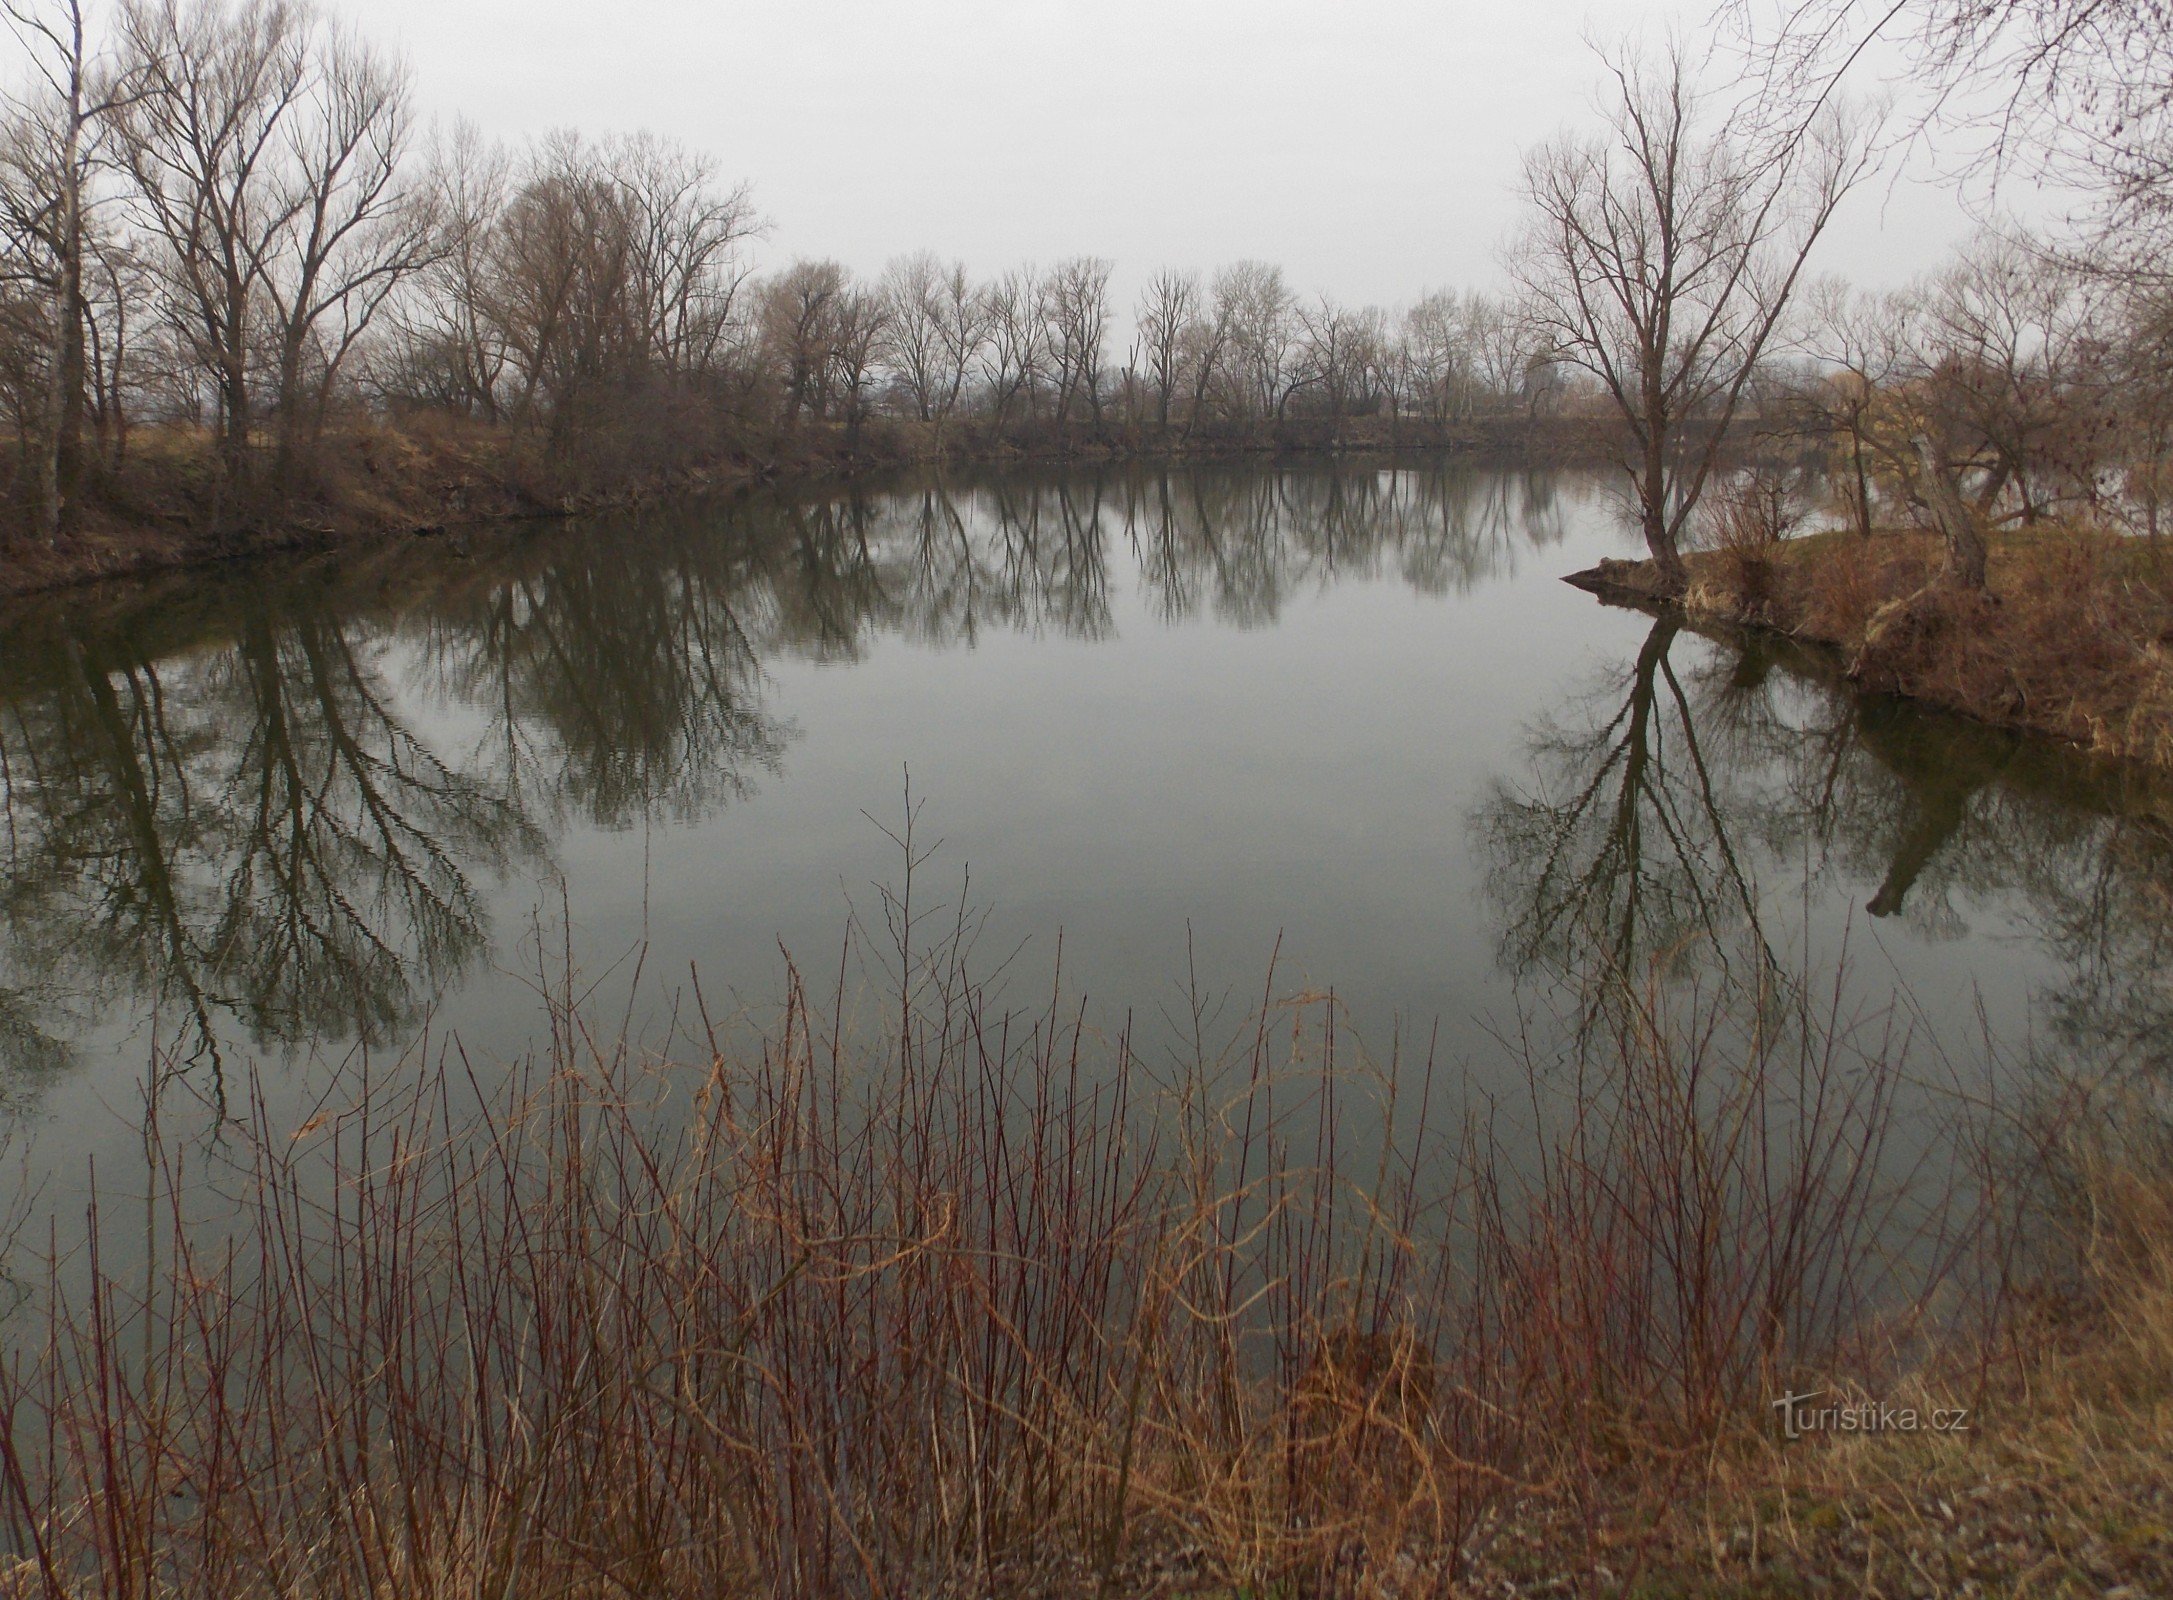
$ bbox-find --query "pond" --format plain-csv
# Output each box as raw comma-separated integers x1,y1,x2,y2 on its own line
1,461,2168,1208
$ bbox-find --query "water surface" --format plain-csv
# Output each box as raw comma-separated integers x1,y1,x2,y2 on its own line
2,462,2167,1200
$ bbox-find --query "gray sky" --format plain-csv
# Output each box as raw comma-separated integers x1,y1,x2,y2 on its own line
361,0,1988,307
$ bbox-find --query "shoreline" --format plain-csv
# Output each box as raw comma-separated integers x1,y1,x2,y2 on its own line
0,421,1603,603
1566,530,2173,781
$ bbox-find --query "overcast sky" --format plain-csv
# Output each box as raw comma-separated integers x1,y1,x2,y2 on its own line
357,0,1994,308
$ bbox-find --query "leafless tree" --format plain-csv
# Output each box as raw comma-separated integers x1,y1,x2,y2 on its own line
927,259,988,432
761,259,845,428
1805,277,1908,536
1513,41,1873,591
484,132,639,436
1213,260,1297,421
1132,268,1199,434
1039,255,1110,435
1294,294,1379,433
449,129,752,445
1738,0,2173,261
827,279,887,442
977,266,1041,428
1400,290,1474,425
1916,234,2106,523
2110,282,2173,548
878,251,945,423
112,0,308,488
1,0,137,539
112,0,435,492
1466,292,1544,419
877,252,984,436
615,131,756,376
389,119,508,417
261,16,435,477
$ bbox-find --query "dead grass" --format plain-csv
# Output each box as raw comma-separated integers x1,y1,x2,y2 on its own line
1636,525,2173,772
0,417,760,599
1540,1104,2173,1599
0,810,2039,1599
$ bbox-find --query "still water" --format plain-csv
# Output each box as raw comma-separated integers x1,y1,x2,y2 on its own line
1,462,2168,1197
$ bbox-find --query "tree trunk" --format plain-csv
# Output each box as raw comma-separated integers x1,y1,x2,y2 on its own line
1850,433,1874,539
1643,498,1687,594
1641,427,1686,594
1914,435,1987,590
32,115,87,548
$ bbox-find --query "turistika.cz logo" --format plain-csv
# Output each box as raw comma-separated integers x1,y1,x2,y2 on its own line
1770,1389,1971,1442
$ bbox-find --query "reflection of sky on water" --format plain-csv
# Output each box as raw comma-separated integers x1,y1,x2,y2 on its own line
0,461,2165,1215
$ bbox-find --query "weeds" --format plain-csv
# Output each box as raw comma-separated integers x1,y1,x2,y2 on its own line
0,818,2024,1597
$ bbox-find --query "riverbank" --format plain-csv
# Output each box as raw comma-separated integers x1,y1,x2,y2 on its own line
0,413,1605,601
3,902,2166,1598
1570,526,2173,773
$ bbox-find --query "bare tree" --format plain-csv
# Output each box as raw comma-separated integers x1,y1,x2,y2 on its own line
112,0,309,490
977,265,1041,427
1133,268,1199,435
760,259,845,428
1400,290,1475,425
1805,277,1909,538
927,258,987,433
1740,0,2173,259
78,228,151,464
1513,41,1872,592
1293,293,1376,433
2111,282,2173,550
1,0,136,540
827,279,887,442
614,131,756,376
1916,234,2105,525
1213,260,1297,421
1820,238,2109,588
111,0,434,490
258,16,435,479
1039,255,1110,436
391,118,508,417
1465,292,1541,419
878,251,945,422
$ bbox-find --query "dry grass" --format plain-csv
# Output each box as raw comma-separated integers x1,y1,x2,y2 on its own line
1661,525,2173,772
0,813,2024,1599
1530,1103,2173,1598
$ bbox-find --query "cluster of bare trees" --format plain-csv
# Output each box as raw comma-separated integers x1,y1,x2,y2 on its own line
1506,22,2173,598
1511,45,1876,592
0,0,1573,547
1793,236,2157,586
0,0,445,536
720,251,1556,450
1120,264,1551,439
390,126,758,449
7,0,2169,574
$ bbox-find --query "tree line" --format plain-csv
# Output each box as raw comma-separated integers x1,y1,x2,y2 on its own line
1509,18,2173,596
2,0,2169,587
0,0,1577,550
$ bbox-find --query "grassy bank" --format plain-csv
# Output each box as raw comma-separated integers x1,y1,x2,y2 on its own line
0,829,2163,1598
1571,528,2173,774
0,414,1605,602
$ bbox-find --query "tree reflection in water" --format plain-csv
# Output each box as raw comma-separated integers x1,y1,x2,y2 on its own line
0,463,1557,1082
2,463,2166,1097
1481,602,2173,1079
0,576,541,1085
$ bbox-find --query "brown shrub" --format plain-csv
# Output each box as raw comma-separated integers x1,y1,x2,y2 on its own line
1734,525,2173,769
1690,471,1805,623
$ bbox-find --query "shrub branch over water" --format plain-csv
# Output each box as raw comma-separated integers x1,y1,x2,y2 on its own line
0,809,2012,1597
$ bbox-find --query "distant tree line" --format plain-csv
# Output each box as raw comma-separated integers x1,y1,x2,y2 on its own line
0,0,1580,551
3,0,2169,583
